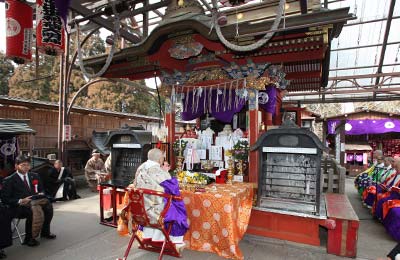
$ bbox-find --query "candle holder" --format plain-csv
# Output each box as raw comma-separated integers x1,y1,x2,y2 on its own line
176,155,184,174
226,151,234,184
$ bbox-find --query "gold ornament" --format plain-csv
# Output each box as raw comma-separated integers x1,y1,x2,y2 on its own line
246,76,270,90
235,159,247,176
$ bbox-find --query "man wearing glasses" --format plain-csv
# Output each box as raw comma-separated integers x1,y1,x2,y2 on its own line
0,155,56,247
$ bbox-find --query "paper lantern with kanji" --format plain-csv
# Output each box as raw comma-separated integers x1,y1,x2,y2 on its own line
5,0,33,64
36,0,65,56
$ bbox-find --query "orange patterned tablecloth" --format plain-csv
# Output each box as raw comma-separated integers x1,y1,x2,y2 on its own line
181,182,253,260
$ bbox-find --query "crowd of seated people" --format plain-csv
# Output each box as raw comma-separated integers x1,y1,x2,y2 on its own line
355,150,400,242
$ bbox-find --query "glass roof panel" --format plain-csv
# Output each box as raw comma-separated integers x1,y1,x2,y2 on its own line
383,44,400,65
387,18,400,43
325,0,400,100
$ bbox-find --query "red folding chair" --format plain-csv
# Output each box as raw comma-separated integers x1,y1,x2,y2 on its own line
118,188,183,260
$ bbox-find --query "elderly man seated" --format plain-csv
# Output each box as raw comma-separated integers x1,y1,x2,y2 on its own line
85,149,107,192
119,148,188,246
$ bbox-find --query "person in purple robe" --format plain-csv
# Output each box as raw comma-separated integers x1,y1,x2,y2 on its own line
374,158,400,221
128,148,188,247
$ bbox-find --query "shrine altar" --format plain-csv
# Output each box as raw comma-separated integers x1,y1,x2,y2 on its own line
181,182,253,260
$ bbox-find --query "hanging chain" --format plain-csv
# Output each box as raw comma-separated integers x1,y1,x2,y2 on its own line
211,0,285,52
76,2,121,78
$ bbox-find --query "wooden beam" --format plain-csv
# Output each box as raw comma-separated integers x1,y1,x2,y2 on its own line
143,0,149,37
119,0,170,20
70,2,141,43
373,0,396,98
153,9,164,17
299,0,307,14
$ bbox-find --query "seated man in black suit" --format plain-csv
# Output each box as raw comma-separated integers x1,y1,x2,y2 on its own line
1,155,56,247
0,176,12,259
45,160,80,201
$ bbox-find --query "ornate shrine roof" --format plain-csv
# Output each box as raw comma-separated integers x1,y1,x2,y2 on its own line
83,1,352,93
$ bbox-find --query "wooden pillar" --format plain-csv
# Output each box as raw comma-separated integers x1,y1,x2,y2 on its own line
248,89,259,183
165,97,176,169
273,90,283,126
265,112,273,126
334,121,346,166
322,119,328,148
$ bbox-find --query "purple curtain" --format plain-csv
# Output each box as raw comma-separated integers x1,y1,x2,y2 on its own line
346,154,354,162
258,86,277,115
181,87,277,122
181,89,245,123
328,119,400,135
355,154,363,162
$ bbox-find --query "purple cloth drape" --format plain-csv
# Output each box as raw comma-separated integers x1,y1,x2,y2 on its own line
383,206,400,241
54,0,71,24
160,178,189,236
355,154,363,162
181,89,245,123
258,86,277,115
347,154,354,162
181,87,277,122
328,119,400,135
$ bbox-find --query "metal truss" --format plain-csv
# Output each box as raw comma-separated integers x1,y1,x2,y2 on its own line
284,72,400,103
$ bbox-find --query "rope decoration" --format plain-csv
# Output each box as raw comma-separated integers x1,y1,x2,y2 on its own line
211,0,285,52
76,3,120,78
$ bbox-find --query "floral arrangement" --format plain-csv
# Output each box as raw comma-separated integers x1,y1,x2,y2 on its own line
177,171,212,185
232,140,249,161
172,139,188,156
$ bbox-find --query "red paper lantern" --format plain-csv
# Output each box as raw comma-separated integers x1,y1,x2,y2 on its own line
36,0,65,55
5,0,33,64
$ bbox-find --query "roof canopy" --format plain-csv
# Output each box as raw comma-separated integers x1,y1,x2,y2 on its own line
328,118,400,136
0,119,36,135
345,144,372,152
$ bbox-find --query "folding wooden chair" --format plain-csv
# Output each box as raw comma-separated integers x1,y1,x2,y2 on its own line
118,188,183,260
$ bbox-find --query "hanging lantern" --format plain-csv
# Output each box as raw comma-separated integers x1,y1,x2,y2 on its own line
36,0,65,56
5,0,33,64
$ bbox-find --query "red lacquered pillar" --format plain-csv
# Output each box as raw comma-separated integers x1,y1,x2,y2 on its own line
248,89,259,183
265,112,273,126
165,98,176,169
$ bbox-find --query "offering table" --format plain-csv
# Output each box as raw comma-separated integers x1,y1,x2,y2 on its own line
181,182,253,260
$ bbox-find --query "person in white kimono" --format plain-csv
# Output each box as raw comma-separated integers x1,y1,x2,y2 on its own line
130,148,185,245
